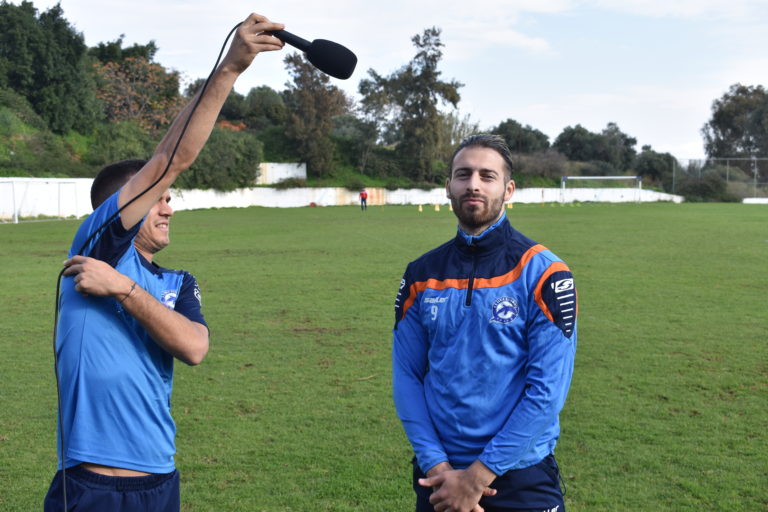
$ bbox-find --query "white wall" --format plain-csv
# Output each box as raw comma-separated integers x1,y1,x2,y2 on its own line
0,178,94,221
0,177,684,221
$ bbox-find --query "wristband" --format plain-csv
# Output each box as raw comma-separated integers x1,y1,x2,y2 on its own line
119,281,137,303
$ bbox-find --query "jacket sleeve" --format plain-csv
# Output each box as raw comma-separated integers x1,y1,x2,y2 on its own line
478,266,577,475
391,266,448,473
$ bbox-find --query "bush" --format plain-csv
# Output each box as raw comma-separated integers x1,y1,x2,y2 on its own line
344,176,366,191
0,113,89,177
0,88,47,131
178,128,264,191
273,177,306,189
676,170,735,202
256,125,299,162
510,151,567,187
84,120,154,168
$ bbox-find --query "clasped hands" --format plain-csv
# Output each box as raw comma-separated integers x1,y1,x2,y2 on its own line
419,461,497,512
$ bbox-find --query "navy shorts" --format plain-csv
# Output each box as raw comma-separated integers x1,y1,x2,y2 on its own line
413,455,565,512
43,465,180,512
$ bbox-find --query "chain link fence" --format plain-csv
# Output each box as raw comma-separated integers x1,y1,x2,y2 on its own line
673,157,768,201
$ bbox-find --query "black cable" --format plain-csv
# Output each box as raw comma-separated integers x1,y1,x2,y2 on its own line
51,21,243,511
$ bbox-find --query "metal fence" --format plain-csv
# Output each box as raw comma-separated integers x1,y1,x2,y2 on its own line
674,157,768,199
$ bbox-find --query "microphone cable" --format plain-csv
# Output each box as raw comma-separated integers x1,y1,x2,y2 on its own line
51,20,244,511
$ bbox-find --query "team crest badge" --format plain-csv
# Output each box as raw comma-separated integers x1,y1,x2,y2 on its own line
161,290,178,309
491,296,519,324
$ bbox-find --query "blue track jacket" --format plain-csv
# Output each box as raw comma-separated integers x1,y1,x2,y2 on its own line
392,214,577,476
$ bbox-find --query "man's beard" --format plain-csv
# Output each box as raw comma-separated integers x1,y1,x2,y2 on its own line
449,191,506,233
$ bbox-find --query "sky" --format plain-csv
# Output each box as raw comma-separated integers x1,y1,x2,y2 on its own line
16,0,768,159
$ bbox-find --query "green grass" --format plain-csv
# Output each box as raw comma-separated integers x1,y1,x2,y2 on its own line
0,203,766,511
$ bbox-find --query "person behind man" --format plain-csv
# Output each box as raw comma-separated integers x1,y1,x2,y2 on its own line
44,13,285,512
392,134,577,512
359,188,368,211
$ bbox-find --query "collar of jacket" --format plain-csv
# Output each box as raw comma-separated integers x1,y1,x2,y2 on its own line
453,213,510,254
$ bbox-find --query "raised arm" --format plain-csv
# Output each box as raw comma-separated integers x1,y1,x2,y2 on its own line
118,13,285,229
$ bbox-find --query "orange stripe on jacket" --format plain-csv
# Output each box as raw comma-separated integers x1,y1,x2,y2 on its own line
533,261,572,322
400,244,547,320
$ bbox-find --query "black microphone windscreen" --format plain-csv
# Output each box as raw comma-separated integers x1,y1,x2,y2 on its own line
306,39,357,80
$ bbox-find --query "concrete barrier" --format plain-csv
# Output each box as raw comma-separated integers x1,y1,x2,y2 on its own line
1,178,684,222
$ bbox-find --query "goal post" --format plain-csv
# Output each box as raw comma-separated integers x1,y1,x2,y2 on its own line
560,175,642,203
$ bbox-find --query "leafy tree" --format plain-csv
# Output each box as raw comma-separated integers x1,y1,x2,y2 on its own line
178,128,263,191
553,122,636,172
219,90,248,123
601,122,637,171
552,125,599,163
492,119,549,154
358,27,462,183
94,56,184,133
0,1,100,133
0,1,39,96
330,113,377,174
257,125,299,162
89,36,158,63
283,52,351,177
243,86,287,131
439,111,480,154
203,85,286,133
702,83,768,158
632,145,676,188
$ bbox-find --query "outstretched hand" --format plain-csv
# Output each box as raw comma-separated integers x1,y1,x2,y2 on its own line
222,13,285,74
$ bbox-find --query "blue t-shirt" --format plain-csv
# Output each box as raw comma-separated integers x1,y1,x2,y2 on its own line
55,191,207,472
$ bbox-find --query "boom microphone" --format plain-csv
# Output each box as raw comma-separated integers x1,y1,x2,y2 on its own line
270,29,357,80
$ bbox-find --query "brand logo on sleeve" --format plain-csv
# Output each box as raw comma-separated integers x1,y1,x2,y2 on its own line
490,296,519,324
553,278,574,293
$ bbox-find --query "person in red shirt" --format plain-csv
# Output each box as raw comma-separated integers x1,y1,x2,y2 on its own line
359,188,368,211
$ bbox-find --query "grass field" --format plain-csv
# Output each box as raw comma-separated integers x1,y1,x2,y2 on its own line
0,202,766,511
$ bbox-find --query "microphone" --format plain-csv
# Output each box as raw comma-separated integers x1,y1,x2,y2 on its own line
270,30,357,80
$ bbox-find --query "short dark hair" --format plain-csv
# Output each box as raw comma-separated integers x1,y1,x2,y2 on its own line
90,159,147,209
449,134,514,180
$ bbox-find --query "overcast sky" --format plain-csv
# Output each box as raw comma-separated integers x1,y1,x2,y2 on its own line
17,0,768,159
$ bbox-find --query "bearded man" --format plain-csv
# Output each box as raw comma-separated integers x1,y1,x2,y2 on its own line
392,134,578,512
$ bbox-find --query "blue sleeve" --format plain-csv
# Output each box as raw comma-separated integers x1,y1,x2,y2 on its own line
391,267,448,473
478,268,577,475
175,272,208,329
69,191,141,265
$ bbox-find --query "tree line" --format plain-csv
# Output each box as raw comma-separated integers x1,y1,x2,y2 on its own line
2,1,766,200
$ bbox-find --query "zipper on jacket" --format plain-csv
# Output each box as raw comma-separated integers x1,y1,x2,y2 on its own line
465,244,477,306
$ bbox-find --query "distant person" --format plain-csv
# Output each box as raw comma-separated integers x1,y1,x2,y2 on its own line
392,134,577,512
44,14,285,512
359,188,368,211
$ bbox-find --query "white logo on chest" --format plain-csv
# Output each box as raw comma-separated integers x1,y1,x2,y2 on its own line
490,296,519,324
